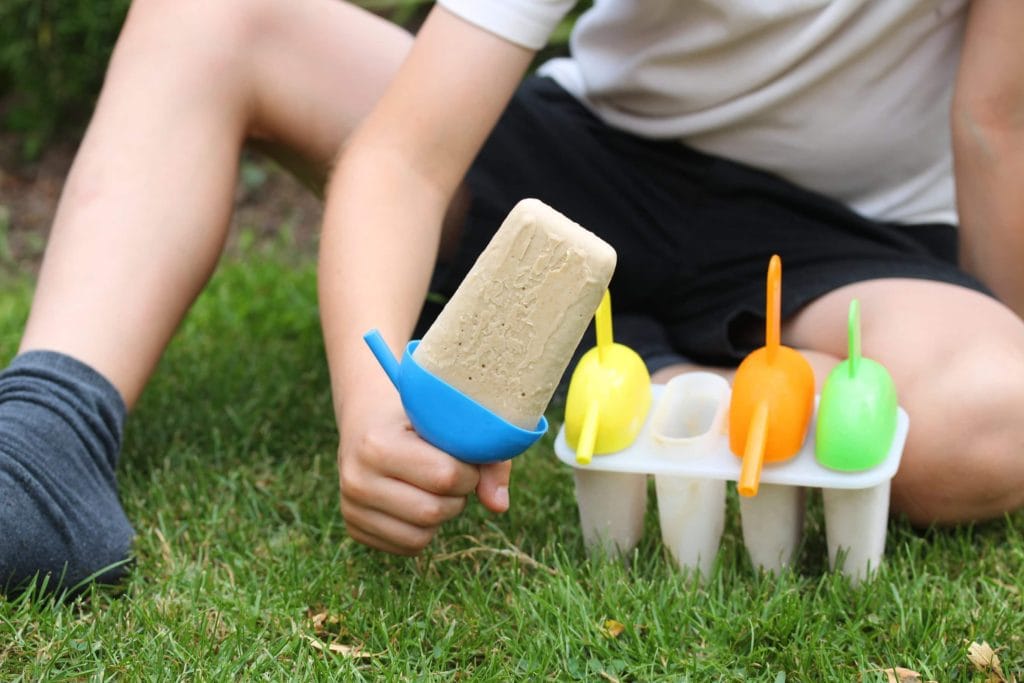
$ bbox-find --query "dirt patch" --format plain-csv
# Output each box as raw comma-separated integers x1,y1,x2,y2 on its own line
0,132,323,278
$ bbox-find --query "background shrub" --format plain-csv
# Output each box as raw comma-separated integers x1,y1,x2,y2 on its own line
0,0,582,161
0,0,131,159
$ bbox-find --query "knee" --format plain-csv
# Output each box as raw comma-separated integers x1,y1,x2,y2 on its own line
109,0,281,89
122,0,274,43
891,336,1024,524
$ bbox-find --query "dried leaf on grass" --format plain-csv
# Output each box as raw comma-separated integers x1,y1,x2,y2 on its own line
432,541,557,575
600,619,626,639
306,607,341,634
967,641,1016,683
872,666,936,683
305,635,378,659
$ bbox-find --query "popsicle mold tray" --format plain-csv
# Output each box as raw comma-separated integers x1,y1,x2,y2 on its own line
553,373,909,582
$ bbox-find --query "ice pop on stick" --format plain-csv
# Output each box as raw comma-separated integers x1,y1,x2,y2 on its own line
413,198,617,430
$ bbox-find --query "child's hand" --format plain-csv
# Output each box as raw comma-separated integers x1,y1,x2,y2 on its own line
337,390,511,555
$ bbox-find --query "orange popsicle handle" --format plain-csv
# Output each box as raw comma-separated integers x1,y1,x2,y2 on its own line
738,401,769,497
575,398,601,465
765,255,781,365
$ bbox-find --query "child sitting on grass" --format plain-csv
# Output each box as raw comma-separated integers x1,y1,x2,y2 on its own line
3,0,1024,591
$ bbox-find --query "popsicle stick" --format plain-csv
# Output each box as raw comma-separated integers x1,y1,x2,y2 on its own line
738,401,769,497
575,398,601,465
848,299,861,377
765,255,781,364
595,290,613,365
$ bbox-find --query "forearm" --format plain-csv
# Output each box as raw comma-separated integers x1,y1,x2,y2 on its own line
318,140,448,421
316,6,535,426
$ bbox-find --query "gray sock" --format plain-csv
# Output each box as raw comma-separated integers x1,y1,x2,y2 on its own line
0,350,134,593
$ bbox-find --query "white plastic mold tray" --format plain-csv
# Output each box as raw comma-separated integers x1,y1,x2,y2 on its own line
553,373,909,583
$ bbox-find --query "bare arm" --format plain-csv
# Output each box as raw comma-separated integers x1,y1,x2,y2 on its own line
318,6,536,553
953,0,1024,315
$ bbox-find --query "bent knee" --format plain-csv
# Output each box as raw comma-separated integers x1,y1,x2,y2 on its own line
110,0,289,93
891,336,1024,524
122,0,276,43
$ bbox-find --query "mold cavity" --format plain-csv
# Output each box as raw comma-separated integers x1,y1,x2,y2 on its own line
655,395,720,440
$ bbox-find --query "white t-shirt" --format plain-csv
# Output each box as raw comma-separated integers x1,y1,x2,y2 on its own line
437,0,969,226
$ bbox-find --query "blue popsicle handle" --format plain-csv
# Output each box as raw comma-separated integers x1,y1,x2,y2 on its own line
363,329,401,389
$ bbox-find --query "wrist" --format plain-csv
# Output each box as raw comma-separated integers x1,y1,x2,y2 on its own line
336,362,402,428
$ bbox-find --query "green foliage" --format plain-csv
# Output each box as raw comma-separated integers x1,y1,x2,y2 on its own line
0,0,437,159
0,0,131,159
0,0,587,160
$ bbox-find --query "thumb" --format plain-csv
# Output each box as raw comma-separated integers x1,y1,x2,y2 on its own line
476,460,512,513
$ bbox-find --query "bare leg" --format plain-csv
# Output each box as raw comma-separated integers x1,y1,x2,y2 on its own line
1,0,412,590
18,0,412,408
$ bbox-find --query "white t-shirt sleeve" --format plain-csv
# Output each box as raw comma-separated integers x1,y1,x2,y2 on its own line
436,0,577,50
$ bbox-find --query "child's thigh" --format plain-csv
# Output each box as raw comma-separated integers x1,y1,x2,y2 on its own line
785,277,1024,387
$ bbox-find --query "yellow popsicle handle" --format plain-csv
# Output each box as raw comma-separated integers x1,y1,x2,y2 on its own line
575,398,601,465
738,401,769,497
595,290,613,365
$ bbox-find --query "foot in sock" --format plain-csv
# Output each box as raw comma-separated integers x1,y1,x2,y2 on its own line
0,350,135,594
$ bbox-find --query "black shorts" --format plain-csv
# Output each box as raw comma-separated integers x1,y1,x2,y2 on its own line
418,75,990,370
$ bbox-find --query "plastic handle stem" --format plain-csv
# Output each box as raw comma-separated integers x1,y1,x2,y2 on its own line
738,401,769,497
765,255,781,365
848,298,861,377
575,398,601,465
362,329,401,389
595,290,612,365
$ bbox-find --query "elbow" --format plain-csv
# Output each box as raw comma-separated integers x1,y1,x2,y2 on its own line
952,84,1024,141
950,97,1023,169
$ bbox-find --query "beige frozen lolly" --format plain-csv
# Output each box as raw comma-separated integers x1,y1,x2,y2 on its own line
414,198,617,430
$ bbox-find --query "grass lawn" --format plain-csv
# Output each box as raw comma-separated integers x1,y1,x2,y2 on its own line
0,246,1022,681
